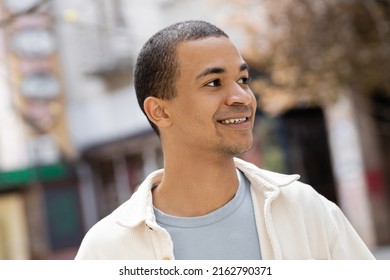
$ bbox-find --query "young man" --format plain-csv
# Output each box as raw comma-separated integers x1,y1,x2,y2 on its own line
75,20,375,260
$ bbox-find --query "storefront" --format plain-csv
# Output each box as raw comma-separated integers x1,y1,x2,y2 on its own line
0,163,83,259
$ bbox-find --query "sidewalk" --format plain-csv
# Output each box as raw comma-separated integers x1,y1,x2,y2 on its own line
372,245,390,260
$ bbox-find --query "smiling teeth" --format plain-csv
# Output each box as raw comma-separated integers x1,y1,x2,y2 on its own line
221,118,247,124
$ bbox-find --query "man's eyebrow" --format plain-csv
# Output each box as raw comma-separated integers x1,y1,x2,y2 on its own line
240,63,249,72
196,67,225,79
196,63,249,80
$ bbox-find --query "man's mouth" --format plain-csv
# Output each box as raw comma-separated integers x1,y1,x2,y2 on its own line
218,117,248,124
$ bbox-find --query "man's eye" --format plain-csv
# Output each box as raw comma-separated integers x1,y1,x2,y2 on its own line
206,79,221,87
238,77,250,84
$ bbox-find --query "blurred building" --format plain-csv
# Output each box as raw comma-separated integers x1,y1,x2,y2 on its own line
0,0,80,259
0,0,389,259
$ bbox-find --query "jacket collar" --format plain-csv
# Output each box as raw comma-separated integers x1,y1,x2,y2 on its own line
234,157,300,190
116,158,300,228
116,168,163,228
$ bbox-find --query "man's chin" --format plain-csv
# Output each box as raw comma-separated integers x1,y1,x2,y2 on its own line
214,141,254,157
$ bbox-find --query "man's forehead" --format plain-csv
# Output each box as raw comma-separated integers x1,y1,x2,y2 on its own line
176,37,246,74
178,36,233,51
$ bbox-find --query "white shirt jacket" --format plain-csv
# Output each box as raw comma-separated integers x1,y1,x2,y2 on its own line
75,158,375,260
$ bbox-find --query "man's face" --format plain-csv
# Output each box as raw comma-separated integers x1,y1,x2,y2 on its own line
164,36,257,157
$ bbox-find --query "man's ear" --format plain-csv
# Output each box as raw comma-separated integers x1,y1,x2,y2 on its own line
143,96,172,129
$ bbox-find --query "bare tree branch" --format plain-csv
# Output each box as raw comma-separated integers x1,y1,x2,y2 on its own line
0,0,52,28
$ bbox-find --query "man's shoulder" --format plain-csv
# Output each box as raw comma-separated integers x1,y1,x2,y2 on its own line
82,203,129,241
79,168,164,243
75,196,150,259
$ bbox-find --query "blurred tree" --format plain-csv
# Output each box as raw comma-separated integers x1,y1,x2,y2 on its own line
0,0,51,28
212,0,390,115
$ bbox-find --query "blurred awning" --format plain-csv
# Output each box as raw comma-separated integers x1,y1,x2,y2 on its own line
0,163,68,191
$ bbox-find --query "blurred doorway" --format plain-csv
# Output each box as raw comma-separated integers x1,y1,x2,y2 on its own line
280,107,338,204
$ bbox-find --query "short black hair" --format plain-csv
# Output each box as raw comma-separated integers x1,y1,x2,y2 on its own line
134,20,228,136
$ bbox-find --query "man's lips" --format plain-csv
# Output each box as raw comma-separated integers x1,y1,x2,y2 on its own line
215,105,254,127
218,117,249,124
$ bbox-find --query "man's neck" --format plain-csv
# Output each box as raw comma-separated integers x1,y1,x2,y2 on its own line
152,155,239,217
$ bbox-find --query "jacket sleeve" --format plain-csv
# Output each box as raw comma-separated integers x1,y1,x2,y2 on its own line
326,201,375,260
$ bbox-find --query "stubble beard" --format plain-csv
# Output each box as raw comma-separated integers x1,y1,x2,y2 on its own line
212,132,254,157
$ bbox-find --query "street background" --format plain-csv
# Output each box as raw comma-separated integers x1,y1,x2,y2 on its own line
0,0,390,260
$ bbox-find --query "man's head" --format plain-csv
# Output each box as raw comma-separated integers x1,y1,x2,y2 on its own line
134,20,228,136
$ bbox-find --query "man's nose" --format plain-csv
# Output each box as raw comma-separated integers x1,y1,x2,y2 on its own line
225,84,253,106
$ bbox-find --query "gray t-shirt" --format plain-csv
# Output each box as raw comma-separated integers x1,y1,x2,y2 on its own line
154,170,262,260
